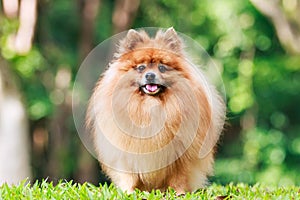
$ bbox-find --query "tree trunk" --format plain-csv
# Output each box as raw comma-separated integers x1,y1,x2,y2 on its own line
112,0,140,33
0,57,31,185
250,0,300,54
78,0,101,61
74,0,102,184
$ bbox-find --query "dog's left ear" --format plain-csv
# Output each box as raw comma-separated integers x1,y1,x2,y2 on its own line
156,27,182,52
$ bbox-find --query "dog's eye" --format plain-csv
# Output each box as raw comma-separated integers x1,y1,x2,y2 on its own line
136,64,146,72
158,64,167,73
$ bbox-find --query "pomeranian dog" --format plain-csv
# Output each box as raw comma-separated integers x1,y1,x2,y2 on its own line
86,27,225,194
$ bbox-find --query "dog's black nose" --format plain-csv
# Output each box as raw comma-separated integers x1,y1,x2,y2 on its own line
145,72,156,81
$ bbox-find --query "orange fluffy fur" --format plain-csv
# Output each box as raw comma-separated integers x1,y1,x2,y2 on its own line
86,28,225,193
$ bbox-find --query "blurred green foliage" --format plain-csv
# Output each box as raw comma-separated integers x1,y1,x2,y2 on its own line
0,0,299,185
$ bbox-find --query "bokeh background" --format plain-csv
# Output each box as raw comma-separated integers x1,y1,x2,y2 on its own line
0,0,299,186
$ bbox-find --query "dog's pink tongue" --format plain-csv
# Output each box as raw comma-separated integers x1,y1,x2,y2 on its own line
146,84,158,92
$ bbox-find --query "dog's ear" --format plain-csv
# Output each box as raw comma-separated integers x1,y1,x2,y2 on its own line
118,29,149,54
124,29,144,50
155,27,182,52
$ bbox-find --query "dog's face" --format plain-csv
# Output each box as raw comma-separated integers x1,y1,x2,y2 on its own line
137,62,167,95
108,28,192,98
115,49,189,99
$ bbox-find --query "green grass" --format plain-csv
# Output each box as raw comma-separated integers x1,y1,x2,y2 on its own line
0,180,299,200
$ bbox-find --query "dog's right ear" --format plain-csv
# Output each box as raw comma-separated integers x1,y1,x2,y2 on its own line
125,29,144,50
118,29,149,54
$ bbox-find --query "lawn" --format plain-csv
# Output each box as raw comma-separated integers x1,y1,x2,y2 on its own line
0,180,299,200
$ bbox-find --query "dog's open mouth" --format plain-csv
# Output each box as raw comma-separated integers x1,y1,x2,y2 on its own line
140,84,164,95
